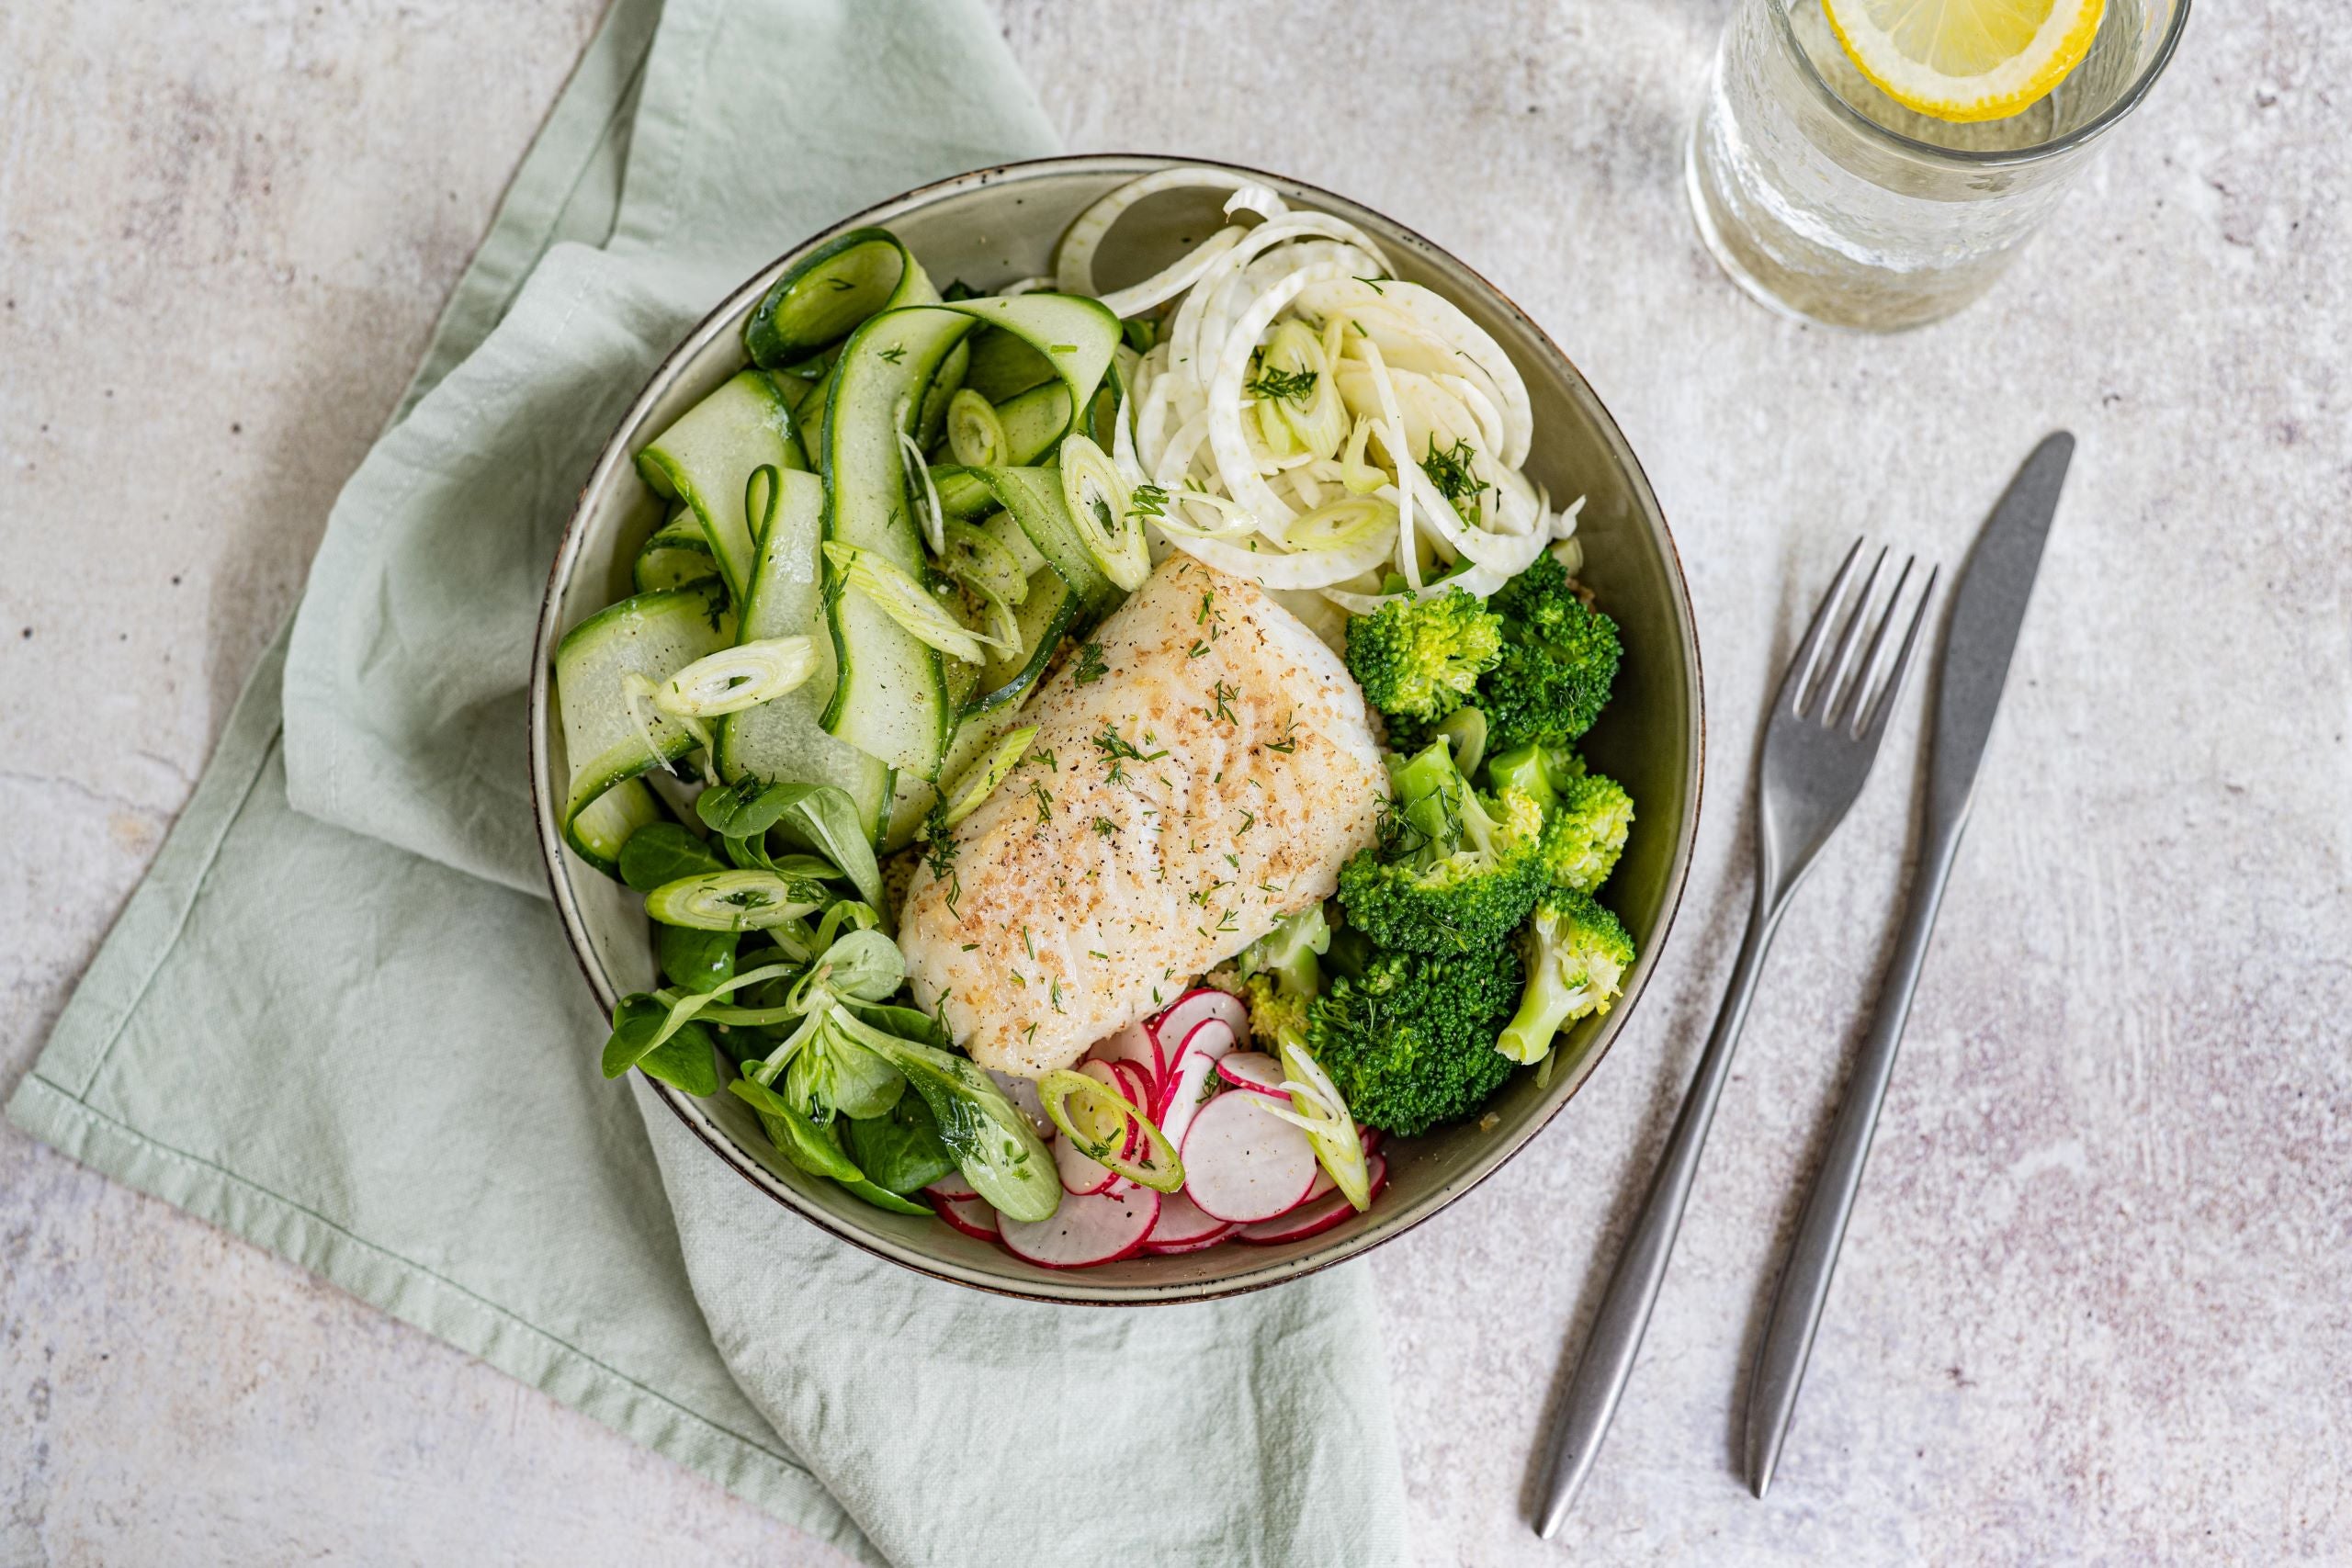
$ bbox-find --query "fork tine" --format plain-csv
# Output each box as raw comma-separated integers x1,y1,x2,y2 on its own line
1856,564,1939,738
1830,556,1916,732
1806,547,1888,720
1776,537,1865,717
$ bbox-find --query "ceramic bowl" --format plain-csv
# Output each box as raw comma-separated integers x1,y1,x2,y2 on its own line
528,154,1703,1303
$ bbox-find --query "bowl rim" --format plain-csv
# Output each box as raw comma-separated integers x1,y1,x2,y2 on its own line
528,152,1706,1304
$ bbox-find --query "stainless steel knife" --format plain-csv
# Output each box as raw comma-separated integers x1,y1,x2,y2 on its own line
1741,431,2075,1497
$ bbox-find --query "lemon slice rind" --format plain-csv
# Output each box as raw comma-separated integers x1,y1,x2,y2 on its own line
1822,0,2106,125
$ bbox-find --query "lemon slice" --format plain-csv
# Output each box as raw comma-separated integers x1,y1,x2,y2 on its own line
1822,0,2106,123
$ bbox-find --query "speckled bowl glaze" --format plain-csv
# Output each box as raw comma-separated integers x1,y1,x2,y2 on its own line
528,154,1703,1304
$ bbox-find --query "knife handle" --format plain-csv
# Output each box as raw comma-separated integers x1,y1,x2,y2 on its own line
1741,818,1965,1496
1535,882,1788,1535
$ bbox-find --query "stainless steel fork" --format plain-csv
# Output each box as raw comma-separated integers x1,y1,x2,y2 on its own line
1533,539,1939,1535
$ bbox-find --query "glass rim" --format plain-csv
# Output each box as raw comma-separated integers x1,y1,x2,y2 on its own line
1765,0,2193,167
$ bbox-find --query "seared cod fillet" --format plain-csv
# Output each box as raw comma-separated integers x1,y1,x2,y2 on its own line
899,556,1386,1077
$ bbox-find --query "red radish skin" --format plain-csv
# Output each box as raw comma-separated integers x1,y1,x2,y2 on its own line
924,1175,979,1202
933,1193,1002,1242
1140,1190,1235,1255
1155,1048,1227,1148
1108,1059,1157,1137
1236,1156,1389,1245
1001,1185,1161,1269
1359,1124,1383,1157
1180,1089,1320,1224
1148,989,1249,1066
1086,1019,1159,1085
1153,1016,1238,1123
1215,1051,1287,1097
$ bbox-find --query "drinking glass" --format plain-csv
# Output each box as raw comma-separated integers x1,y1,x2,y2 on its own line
1687,0,2191,331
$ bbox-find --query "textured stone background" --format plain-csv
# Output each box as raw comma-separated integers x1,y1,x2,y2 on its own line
4,1,2346,1563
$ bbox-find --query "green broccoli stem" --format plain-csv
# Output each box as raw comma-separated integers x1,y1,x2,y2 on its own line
1273,945,1321,1001
1497,955,1574,1065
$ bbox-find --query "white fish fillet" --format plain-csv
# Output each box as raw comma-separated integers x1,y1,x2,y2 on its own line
899,556,1386,1077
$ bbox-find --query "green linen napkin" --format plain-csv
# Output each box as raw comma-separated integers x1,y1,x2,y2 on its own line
7,3,1415,1564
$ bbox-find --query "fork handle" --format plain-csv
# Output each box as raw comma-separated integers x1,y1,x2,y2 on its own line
1741,818,1965,1496
1534,883,1787,1536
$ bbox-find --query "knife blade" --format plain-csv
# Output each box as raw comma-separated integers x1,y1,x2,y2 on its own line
1742,431,2072,1497
1925,430,2074,830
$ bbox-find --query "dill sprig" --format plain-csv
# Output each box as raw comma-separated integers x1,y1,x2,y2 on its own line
1244,364,1317,405
1420,436,1487,507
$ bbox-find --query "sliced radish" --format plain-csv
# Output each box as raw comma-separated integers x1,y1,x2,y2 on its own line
1053,1061,1130,1196
1108,1059,1157,1134
988,1069,1054,1138
1360,1124,1384,1157
1148,988,1249,1063
1181,1089,1320,1224
1087,1018,1160,1084
1155,1045,1228,1149
924,1175,979,1202
1237,1156,1388,1245
933,1193,1001,1242
1283,1165,1337,1214
1154,1017,1238,1119
1140,1190,1234,1254
1216,1051,1288,1097
1001,1184,1161,1269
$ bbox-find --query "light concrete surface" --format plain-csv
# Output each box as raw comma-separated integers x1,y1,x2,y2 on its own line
4,1,2345,1563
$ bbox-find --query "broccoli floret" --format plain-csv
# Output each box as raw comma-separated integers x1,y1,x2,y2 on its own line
1235,904,1331,1048
1484,741,1582,812
1306,939,1523,1135
1496,888,1636,1065
1478,551,1623,752
1487,740,1633,893
1243,974,1311,1049
1343,587,1503,724
1337,739,1544,954
1539,773,1634,893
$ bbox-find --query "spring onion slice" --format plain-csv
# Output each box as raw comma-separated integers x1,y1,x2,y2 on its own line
1037,1068,1184,1194
939,519,1027,610
650,637,817,718
619,672,674,777
899,428,948,557
941,724,1039,827
645,871,827,932
945,388,1007,467
1057,434,1151,592
822,540,1010,664
1054,167,1272,295
1254,1032,1372,1211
